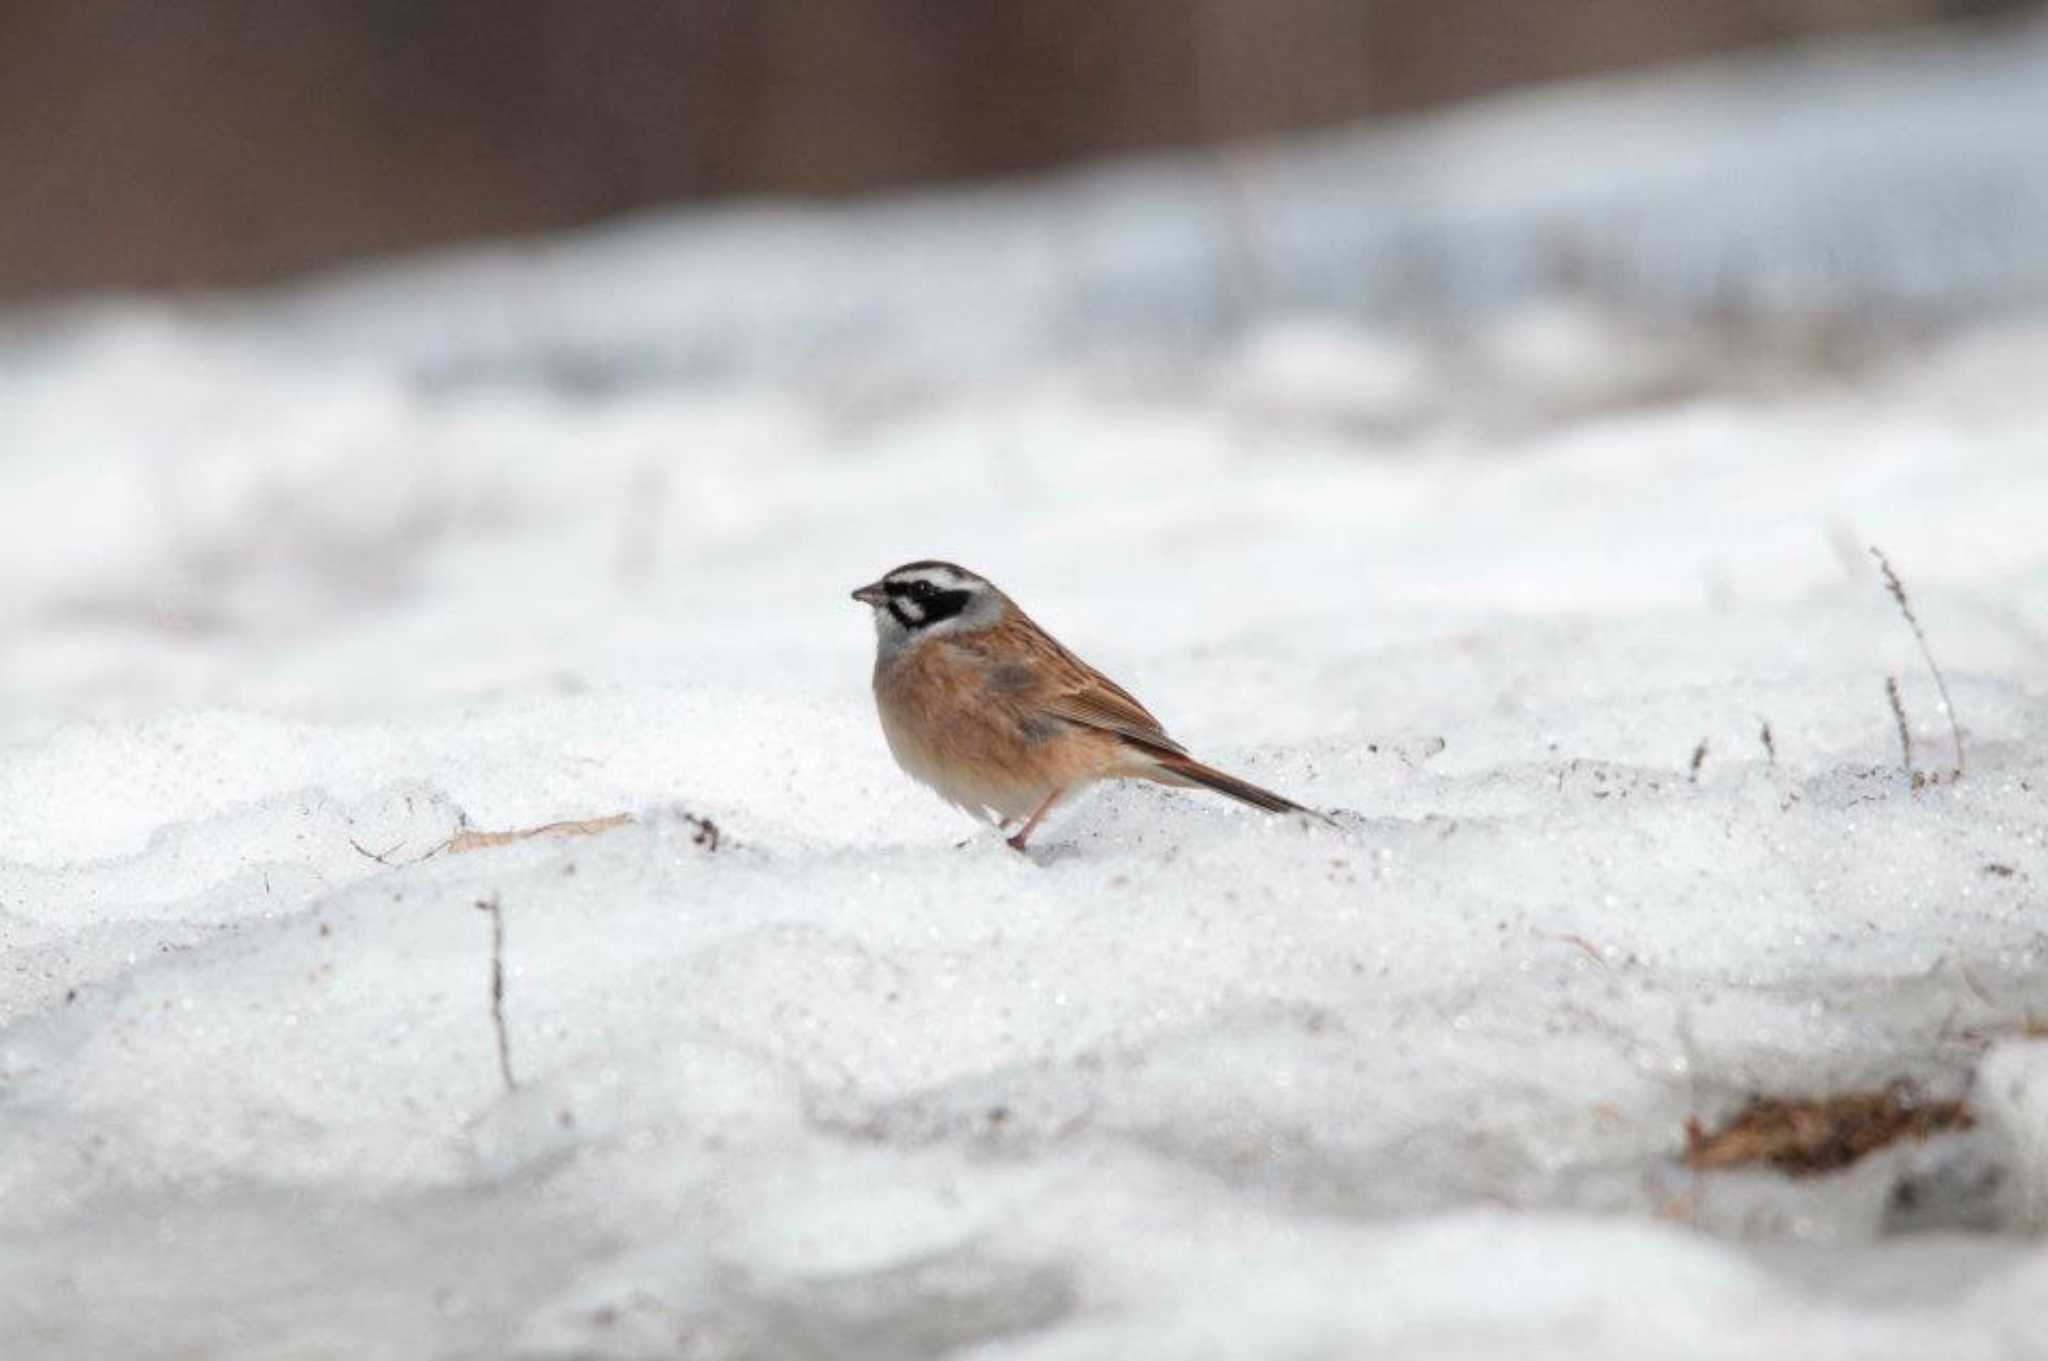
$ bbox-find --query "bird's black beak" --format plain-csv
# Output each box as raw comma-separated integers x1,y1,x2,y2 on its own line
851,581,888,607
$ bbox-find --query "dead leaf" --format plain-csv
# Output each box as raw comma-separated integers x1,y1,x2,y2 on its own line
1683,1085,1972,1177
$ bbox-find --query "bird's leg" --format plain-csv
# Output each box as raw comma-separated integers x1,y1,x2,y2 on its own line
1006,787,1064,852
961,813,1014,850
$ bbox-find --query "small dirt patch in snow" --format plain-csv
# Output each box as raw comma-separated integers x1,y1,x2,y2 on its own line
1684,1085,1975,1177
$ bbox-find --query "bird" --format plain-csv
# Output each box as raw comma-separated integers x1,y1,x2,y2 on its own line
850,560,1329,850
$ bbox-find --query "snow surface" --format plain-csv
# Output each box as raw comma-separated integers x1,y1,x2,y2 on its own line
6,24,2048,1361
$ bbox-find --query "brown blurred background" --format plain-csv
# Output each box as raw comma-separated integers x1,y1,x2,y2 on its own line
1,0,2032,297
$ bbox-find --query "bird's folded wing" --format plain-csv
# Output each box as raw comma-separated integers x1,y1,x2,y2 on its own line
956,626,1191,758
1040,686,1189,758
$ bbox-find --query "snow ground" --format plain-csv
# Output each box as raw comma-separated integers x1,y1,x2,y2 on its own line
5,23,2048,1361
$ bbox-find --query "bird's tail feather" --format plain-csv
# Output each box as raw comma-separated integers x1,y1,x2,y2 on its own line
1152,755,1333,822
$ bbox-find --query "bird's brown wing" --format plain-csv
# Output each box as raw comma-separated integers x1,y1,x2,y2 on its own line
979,611,1190,759
939,601,1327,823
1039,685,1188,758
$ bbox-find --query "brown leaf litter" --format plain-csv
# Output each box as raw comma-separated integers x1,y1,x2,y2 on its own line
1683,1085,1973,1177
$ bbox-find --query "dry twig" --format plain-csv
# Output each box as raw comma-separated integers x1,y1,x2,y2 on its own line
1871,547,1964,782
474,895,516,1093
446,813,633,854
1885,675,1915,775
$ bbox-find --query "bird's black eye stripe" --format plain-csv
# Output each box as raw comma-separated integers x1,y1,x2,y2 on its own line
886,578,949,603
918,589,970,624
884,580,971,630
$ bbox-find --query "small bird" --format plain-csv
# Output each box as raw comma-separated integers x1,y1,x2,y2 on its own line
851,560,1328,850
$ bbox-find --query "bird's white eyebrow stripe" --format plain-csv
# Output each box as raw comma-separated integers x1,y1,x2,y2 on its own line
886,569,967,591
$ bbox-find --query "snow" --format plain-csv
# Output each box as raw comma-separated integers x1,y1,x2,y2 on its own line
6,21,2048,1360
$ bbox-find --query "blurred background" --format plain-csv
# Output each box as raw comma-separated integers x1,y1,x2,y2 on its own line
3,0,2038,296
5,0,2048,721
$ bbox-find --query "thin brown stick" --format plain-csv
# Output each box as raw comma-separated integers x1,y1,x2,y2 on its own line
1885,675,1914,777
1870,547,1963,781
446,813,632,854
474,895,516,1093
349,837,402,866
